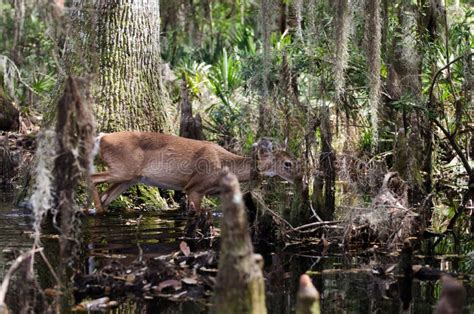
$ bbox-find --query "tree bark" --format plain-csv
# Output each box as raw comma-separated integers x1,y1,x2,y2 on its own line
389,2,432,207
365,0,382,151
54,76,95,260
90,0,169,132
258,0,272,137
0,95,19,131
179,77,204,140
312,105,335,221
11,0,25,65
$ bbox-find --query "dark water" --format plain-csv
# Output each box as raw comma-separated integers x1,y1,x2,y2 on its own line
1,192,472,313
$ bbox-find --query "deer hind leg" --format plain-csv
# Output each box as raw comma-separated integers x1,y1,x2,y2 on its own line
100,181,134,208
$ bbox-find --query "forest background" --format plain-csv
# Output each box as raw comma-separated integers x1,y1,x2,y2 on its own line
0,0,472,239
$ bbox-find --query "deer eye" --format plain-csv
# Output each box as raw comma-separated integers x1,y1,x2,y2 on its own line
283,161,293,168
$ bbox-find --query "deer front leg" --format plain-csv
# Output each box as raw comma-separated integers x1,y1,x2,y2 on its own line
101,181,134,208
91,184,106,214
186,191,203,212
184,190,214,237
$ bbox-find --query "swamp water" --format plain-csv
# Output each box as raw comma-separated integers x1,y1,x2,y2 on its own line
0,191,472,313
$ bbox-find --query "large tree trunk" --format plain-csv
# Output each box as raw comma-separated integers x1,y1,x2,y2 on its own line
389,2,431,208
82,0,169,132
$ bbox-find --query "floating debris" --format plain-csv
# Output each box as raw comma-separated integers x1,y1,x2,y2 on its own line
73,245,217,305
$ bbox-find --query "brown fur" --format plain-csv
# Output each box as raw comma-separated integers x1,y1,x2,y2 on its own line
91,131,298,213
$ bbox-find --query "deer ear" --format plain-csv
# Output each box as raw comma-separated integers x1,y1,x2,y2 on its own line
254,138,273,154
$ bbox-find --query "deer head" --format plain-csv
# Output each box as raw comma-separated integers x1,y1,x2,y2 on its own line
254,138,299,183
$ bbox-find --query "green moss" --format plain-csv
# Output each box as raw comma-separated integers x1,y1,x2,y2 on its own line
107,195,135,211
137,185,168,209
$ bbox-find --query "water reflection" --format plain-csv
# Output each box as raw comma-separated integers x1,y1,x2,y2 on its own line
83,212,186,262
265,251,472,313
0,192,472,313
0,192,34,281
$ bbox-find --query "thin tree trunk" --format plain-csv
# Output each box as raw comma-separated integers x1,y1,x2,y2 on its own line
11,0,25,65
390,2,431,208
365,0,382,151
333,0,351,101
312,104,335,221
258,0,272,137
179,76,204,140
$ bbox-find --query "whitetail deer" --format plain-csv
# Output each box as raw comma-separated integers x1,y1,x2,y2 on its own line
90,131,298,213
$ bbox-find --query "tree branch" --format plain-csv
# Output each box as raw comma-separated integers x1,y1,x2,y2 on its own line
432,118,471,176
428,53,473,105
427,52,473,176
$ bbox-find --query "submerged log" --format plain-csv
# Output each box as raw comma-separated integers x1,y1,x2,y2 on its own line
296,274,320,314
398,240,413,311
213,170,266,314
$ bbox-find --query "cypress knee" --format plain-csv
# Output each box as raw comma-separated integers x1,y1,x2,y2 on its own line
296,274,320,314
213,170,266,314
435,275,466,314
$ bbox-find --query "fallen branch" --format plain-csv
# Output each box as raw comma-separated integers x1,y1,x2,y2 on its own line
294,221,341,231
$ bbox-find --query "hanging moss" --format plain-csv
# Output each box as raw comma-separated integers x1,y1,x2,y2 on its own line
333,0,352,101
364,0,382,151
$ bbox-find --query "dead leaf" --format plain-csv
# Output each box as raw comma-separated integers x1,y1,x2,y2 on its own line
107,300,119,308
385,264,397,273
154,279,182,292
321,234,329,247
126,274,135,283
180,241,191,257
412,265,423,274
171,290,188,300
44,288,62,297
181,277,198,285
76,297,110,311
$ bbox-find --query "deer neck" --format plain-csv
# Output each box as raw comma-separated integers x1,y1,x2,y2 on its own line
221,153,254,182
